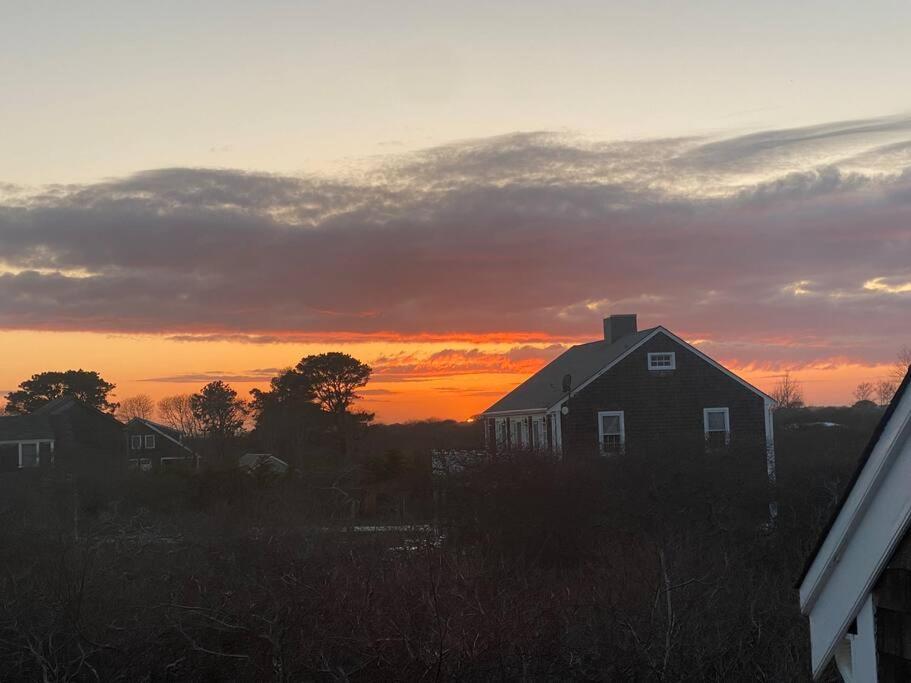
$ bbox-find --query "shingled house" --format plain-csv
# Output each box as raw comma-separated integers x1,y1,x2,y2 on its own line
798,366,911,681
125,417,198,472
0,396,125,474
480,315,775,473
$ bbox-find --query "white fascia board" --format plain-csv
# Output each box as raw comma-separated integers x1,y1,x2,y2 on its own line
481,408,548,417
799,386,911,677
547,328,663,411
547,326,772,411
139,419,196,454
657,328,775,404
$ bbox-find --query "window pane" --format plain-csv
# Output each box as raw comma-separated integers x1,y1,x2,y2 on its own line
602,414,621,434
21,443,39,467
602,433,623,455
706,411,726,431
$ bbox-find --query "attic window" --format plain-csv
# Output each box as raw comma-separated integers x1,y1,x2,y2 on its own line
144,434,156,450
131,435,142,450
648,352,676,371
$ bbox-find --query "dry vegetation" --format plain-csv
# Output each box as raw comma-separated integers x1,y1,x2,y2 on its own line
0,411,879,681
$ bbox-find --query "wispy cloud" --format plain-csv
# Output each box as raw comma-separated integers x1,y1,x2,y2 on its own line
1,115,910,369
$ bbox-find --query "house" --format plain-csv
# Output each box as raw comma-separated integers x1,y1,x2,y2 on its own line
480,314,775,473
797,366,911,681
238,453,288,476
0,396,124,474
125,417,198,472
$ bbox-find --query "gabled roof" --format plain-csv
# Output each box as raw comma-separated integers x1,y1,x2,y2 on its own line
0,414,54,441
128,417,182,440
32,395,123,427
797,365,911,677
129,417,196,454
0,395,122,441
482,328,658,414
798,366,911,587
239,453,288,474
481,325,772,415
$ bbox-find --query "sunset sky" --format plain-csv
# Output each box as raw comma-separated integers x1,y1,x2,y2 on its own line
2,1,910,421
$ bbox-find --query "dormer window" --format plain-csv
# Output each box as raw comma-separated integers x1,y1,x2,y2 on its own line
648,352,676,371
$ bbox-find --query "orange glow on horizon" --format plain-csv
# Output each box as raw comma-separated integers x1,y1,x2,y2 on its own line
0,330,898,423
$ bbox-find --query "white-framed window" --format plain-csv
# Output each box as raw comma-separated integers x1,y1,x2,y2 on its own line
511,417,529,449
0,440,51,469
597,411,625,456
139,457,152,472
131,435,142,450
704,407,731,448
20,442,39,468
144,434,156,450
648,352,676,371
495,418,508,449
532,417,546,450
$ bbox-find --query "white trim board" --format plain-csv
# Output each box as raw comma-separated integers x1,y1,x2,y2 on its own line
798,375,911,677
133,418,196,455
548,327,774,411
482,407,548,417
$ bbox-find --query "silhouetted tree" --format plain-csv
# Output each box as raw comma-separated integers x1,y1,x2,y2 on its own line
249,369,328,464
296,353,373,457
853,382,874,403
157,394,201,438
118,394,155,421
771,371,804,409
297,353,372,416
190,381,247,461
877,380,898,407
894,346,911,383
4,369,117,414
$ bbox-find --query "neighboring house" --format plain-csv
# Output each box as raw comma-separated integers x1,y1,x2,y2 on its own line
480,314,775,474
0,396,124,474
798,366,911,682
238,453,288,476
125,417,198,472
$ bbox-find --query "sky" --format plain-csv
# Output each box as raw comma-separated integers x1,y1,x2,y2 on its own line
1,1,910,421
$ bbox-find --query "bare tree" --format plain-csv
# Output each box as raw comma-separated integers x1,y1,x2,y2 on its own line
877,380,898,407
853,382,874,403
118,394,155,421
770,372,804,409
157,394,201,438
894,345,911,383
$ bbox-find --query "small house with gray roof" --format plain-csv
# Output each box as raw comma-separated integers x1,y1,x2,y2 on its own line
125,417,199,472
480,314,776,473
0,395,125,474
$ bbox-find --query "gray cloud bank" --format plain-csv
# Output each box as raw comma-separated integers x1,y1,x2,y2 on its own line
1,115,911,366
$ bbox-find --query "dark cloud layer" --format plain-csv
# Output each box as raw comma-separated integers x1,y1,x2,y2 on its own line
2,115,911,367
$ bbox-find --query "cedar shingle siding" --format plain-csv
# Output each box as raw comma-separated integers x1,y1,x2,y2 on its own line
561,333,767,461
125,419,195,471
876,529,911,681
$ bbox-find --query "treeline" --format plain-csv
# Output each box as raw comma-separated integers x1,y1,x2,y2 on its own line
2,353,386,467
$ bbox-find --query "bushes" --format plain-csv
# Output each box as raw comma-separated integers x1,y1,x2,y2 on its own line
0,423,865,681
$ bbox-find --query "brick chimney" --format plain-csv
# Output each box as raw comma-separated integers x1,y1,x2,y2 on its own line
603,314,637,344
